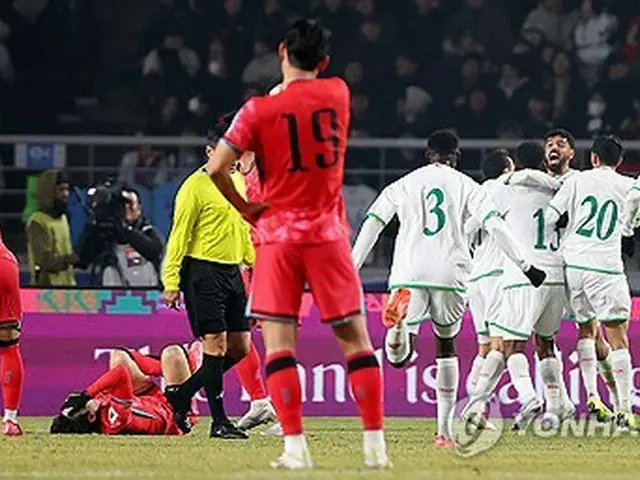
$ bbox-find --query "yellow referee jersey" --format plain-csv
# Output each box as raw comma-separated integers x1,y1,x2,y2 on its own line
162,167,255,291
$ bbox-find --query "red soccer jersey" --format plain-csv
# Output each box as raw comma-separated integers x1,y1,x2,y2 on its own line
95,391,179,436
224,77,351,245
88,365,180,436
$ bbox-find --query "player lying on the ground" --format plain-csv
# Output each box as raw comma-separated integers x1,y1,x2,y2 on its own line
351,130,546,448
0,228,24,437
50,345,197,435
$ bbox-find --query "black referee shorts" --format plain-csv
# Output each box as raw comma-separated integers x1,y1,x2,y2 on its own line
179,257,249,337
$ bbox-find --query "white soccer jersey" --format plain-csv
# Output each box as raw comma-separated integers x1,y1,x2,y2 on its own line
468,178,508,282
366,163,495,290
495,169,564,285
548,167,634,274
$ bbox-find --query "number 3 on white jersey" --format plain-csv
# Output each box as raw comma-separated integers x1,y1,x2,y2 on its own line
422,187,447,236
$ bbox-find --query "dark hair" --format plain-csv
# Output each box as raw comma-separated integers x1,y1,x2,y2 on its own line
482,149,513,180
208,110,238,144
592,135,623,166
284,18,331,71
50,413,95,434
516,141,545,170
425,129,460,166
544,128,576,149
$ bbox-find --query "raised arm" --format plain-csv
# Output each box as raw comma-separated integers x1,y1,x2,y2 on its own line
352,184,398,269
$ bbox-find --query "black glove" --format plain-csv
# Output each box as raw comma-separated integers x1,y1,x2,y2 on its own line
61,391,92,411
524,265,547,288
555,212,568,229
622,236,635,257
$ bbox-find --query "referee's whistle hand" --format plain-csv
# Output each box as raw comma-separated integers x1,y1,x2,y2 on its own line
162,290,181,311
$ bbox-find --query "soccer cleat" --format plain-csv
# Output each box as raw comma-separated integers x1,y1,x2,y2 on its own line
434,435,456,449
2,420,23,437
270,452,313,469
463,411,497,432
616,412,639,432
382,288,411,328
559,402,576,422
524,266,546,288
512,397,543,431
210,421,249,440
237,398,277,431
364,450,392,469
262,422,284,437
164,386,192,434
588,398,614,423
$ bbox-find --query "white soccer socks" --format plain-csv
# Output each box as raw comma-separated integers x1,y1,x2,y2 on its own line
272,434,313,469
610,348,632,413
598,351,620,411
539,357,562,414
474,350,505,400
385,323,410,365
506,353,537,405
577,338,600,401
363,430,391,468
436,357,459,440
466,354,486,396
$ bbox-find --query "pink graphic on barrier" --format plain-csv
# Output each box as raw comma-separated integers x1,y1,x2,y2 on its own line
17,290,640,416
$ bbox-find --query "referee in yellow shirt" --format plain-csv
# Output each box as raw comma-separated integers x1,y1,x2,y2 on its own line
161,132,254,440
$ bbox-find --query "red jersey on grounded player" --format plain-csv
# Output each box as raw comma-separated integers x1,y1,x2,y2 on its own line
90,366,181,436
224,77,350,245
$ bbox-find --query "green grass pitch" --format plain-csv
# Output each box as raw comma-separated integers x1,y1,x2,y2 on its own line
1,417,639,479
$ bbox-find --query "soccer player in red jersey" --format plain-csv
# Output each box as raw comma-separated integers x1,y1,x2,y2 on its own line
0,229,24,436
207,19,389,469
50,345,197,435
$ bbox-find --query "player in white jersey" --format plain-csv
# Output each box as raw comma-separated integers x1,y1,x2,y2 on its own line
544,135,636,429
465,151,515,396
463,142,576,429
352,130,546,447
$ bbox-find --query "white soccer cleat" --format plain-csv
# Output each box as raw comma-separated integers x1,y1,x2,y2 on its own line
262,422,283,437
237,399,276,431
512,397,544,431
270,452,313,470
364,448,392,469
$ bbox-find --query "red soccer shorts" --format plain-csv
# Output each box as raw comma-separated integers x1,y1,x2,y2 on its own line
0,258,21,323
248,239,364,324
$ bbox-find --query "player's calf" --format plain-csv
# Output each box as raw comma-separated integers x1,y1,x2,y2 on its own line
603,321,633,416
0,322,24,436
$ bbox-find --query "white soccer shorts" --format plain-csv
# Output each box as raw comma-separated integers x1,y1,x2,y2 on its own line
565,268,631,325
491,285,566,341
467,275,503,344
391,287,466,339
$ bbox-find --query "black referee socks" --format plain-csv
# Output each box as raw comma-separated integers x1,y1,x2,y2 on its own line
201,353,229,425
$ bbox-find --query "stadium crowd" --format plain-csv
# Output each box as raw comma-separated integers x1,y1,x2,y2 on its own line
137,0,640,142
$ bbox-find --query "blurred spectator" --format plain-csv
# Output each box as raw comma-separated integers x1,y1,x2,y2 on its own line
141,31,200,80
241,38,281,88
522,0,580,51
451,87,496,137
600,54,637,123
344,60,365,89
621,15,640,64
118,131,170,190
351,19,392,77
498,57,533,120
497,119,525,139
620,99,640,139
353,0,376,20
391,85,434,136
581,89,615,137
152,96,183,135
186,92,213,134
573,0,618,86
25,169,77,286
350,90,377,137
443,0,514,62
0,17,14,83
523,93,553,138
545,50,587,127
